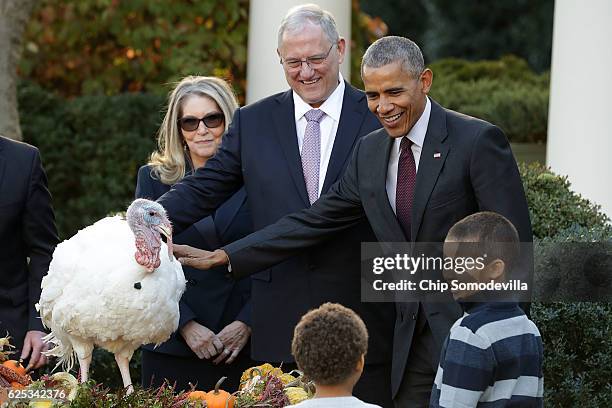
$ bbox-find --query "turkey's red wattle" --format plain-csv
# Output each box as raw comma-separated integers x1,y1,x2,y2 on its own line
134,230,161,272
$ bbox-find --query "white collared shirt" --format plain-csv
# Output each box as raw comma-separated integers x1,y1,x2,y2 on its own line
386,96,432,213
293,74,345,196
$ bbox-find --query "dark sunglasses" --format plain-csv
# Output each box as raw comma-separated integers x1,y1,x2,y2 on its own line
178,113,224,131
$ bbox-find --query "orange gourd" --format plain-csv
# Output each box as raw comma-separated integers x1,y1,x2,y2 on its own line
204,377,235,408
187,390,207,400
2,360,27,377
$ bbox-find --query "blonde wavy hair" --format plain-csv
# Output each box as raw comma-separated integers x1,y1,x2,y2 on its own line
149,76,239,185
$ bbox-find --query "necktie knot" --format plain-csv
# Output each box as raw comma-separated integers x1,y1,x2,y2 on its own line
304,109,325,124
400,136,413,152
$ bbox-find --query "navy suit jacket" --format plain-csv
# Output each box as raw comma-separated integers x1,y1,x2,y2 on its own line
0,136,58,353
158,83,396,364
136,164,252,357
222,100,533,396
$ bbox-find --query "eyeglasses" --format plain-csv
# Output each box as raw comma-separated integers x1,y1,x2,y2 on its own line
280,44,335,71
178,113,224,131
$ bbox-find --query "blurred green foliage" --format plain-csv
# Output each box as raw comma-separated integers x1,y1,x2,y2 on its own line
423,0,554,72
519,162,609,239
18,81,162,239
362,0,553,72
20,0,249,99
532,300,612,407
429,56,549,143
351,0,387,90
360,0,428,52
525,173,611,406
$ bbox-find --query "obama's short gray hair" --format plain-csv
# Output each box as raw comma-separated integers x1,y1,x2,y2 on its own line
278,4,340,48
361,36,425,78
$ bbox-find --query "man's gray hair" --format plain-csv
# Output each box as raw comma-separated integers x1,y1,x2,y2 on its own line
361,36,425,78
277,4,340,48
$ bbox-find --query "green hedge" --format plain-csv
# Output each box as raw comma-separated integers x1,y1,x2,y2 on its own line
520,165,611,406
429,56,549,143
520,162,609,239
532,301,612,407
19,81,163,239
531,223,612,406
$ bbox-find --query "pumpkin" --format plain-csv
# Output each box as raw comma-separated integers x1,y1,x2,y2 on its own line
204,376,235,408
187,390,207,400
2,359,27,376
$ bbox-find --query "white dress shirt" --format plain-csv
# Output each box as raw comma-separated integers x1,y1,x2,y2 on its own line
293,74,345,196
386,96,432,213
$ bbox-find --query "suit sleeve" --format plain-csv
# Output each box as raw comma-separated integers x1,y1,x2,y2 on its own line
157,108,245,235
470,125,533,242
136,165,224,249
22,150,59,331
224,137,367,279
234,277,252,326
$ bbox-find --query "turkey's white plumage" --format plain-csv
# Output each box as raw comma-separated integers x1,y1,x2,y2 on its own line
38,211,186,391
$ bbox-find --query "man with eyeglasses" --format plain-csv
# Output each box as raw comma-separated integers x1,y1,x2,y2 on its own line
158,4,395,406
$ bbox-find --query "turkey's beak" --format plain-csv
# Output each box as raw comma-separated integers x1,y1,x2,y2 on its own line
157,222,173,260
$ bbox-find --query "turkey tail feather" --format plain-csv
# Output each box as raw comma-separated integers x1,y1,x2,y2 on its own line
42,331,76,372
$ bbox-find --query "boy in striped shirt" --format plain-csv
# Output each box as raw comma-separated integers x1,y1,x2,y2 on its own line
430,212,543,407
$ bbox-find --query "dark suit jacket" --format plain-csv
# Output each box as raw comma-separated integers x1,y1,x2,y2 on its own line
158,83,396,364
222,100,533,396
0,136,58,353
136,164,252,357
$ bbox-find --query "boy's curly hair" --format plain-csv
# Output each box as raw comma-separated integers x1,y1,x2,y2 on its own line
291,303,368,385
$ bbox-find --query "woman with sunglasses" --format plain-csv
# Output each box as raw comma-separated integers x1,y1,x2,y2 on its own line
136,76,253,391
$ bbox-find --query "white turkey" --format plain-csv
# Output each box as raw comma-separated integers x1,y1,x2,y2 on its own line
37,199,186,394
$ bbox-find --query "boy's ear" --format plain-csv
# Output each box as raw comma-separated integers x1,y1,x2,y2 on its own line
356,354,365,373
485,259,505,280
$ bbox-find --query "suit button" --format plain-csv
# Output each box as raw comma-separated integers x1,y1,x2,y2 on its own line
188,279,196,286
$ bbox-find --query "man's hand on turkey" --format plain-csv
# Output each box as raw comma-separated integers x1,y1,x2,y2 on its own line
173,244,229,270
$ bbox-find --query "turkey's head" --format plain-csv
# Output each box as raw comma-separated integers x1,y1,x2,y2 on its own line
127,199,174,272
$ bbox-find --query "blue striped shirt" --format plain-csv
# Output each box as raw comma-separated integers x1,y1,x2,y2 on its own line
430,302,543,407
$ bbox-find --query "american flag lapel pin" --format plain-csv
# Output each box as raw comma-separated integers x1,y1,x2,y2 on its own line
433,152,441,158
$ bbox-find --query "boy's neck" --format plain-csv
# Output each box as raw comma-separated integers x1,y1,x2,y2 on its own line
314,382,354,398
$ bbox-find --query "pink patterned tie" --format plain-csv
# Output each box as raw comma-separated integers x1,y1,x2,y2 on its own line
302,109,326,204
396,137,416,240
